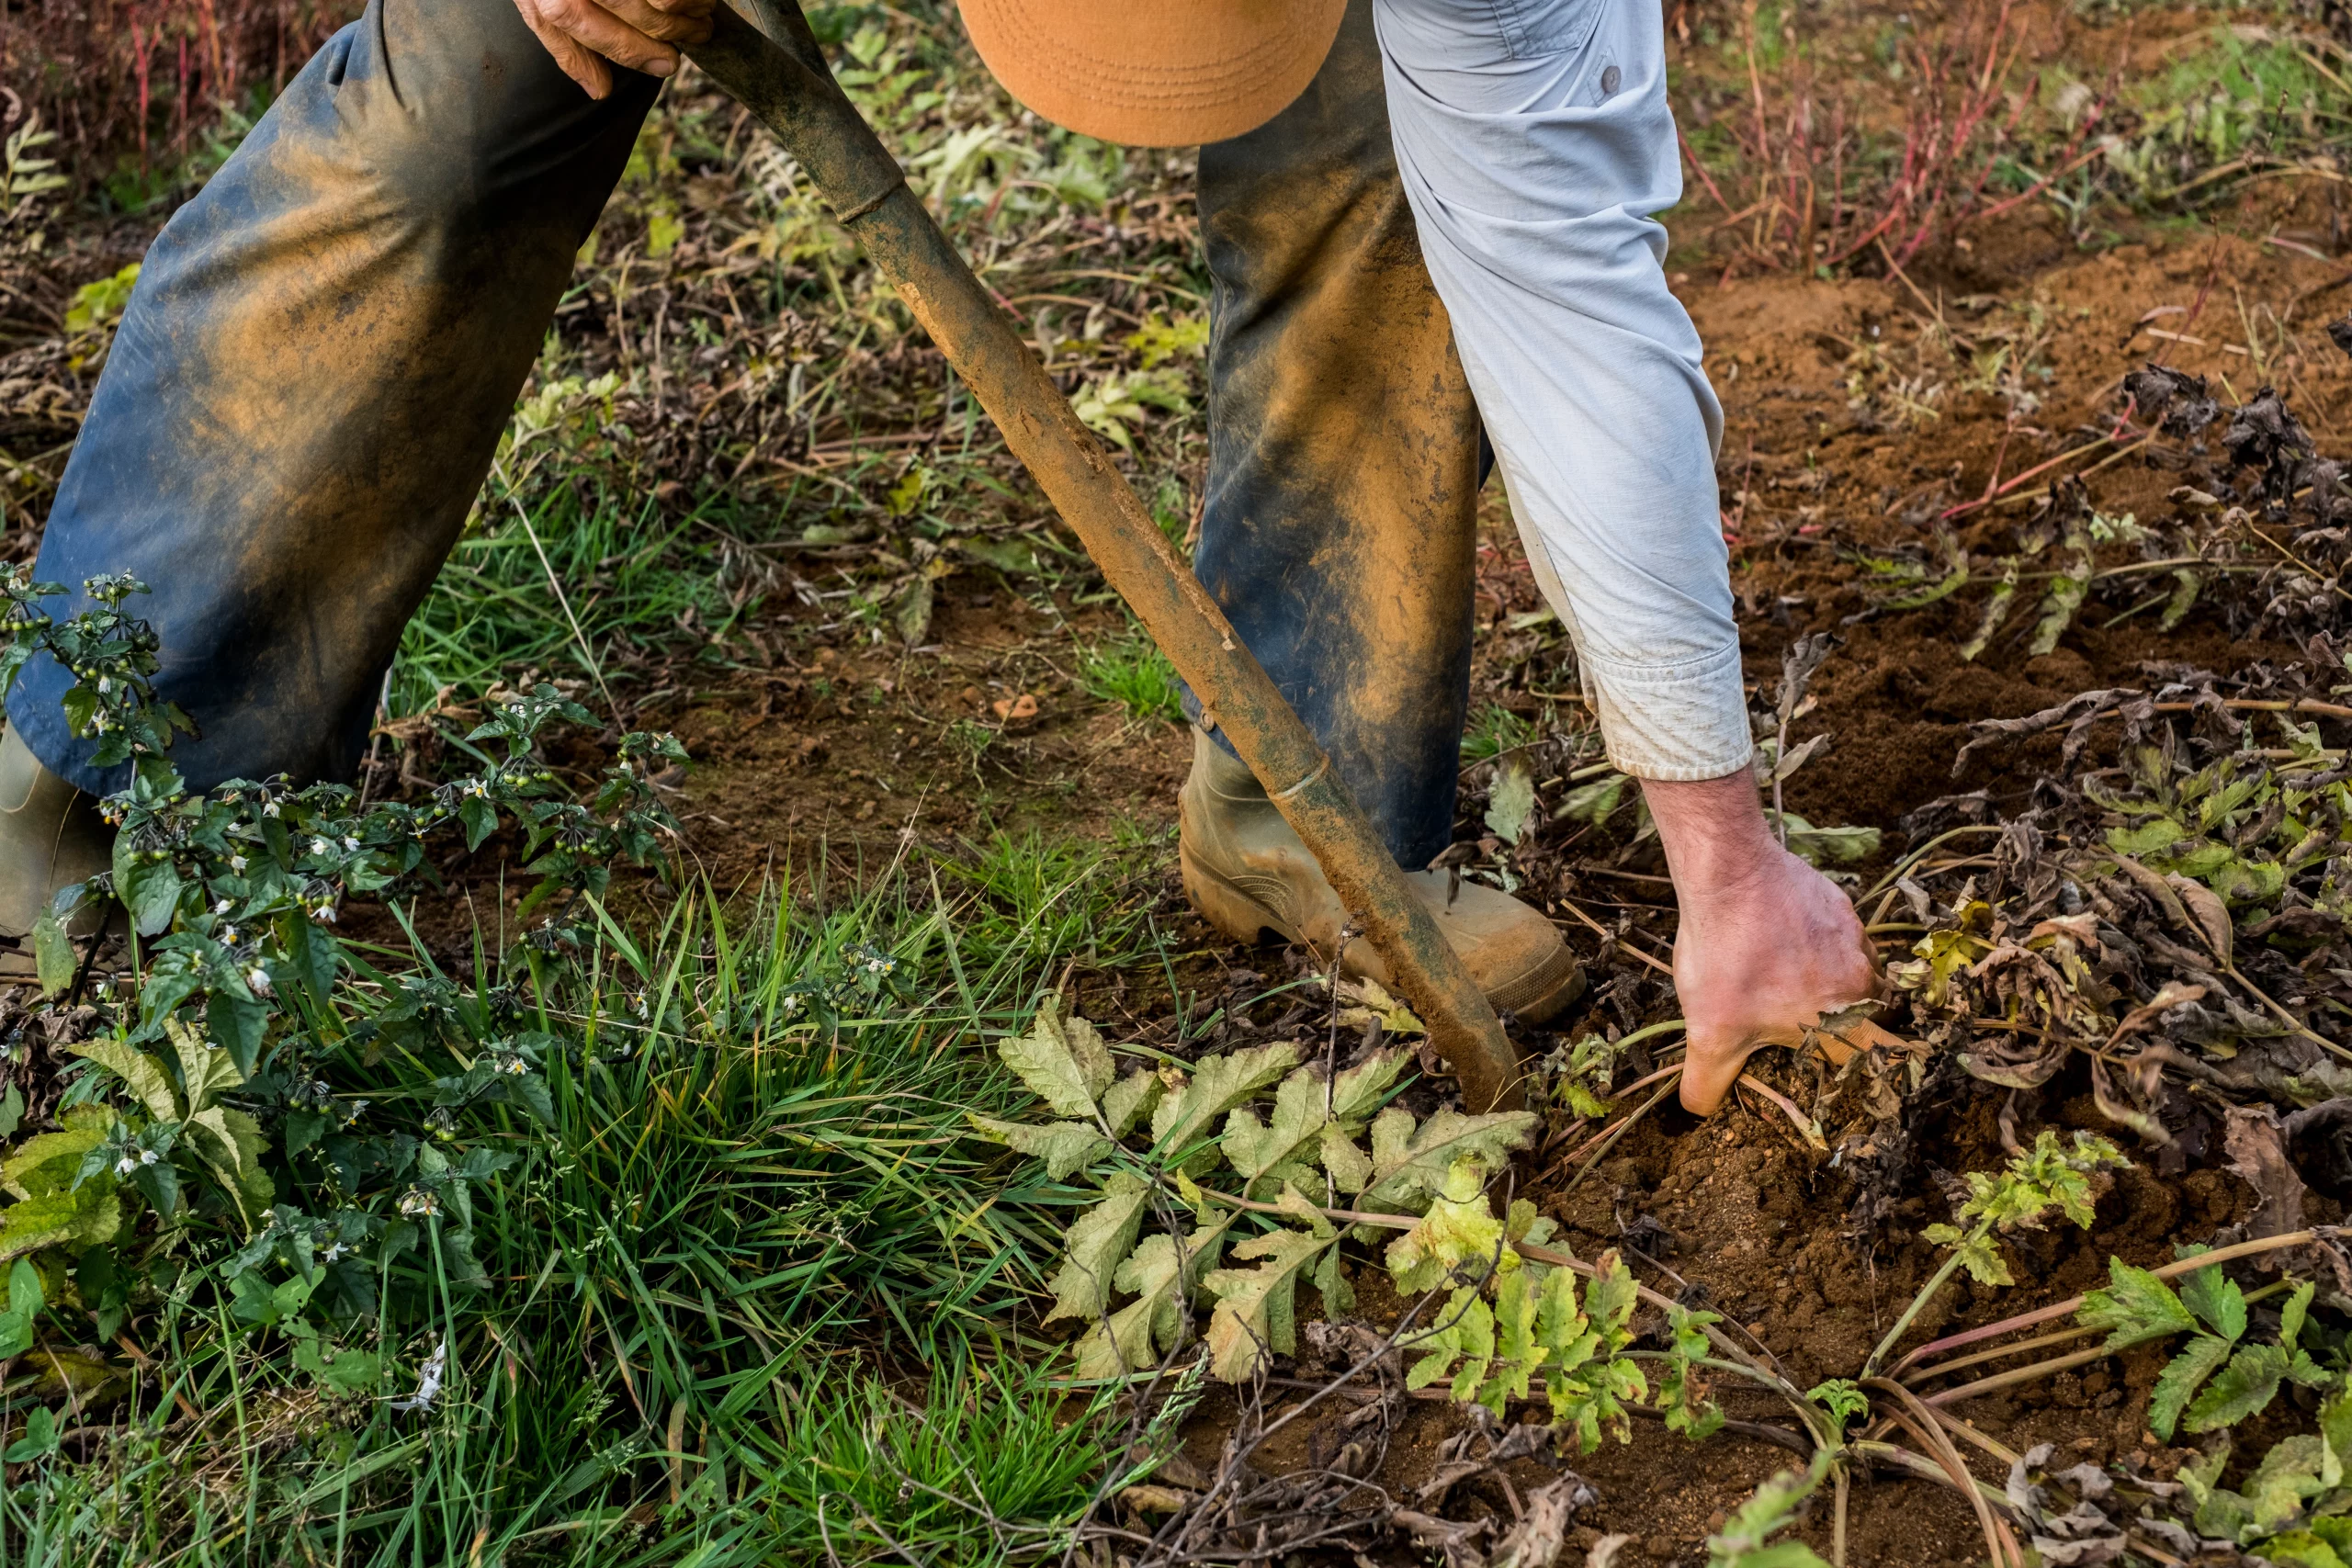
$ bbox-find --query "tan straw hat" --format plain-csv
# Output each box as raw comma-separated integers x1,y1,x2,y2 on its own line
956,0,1348,148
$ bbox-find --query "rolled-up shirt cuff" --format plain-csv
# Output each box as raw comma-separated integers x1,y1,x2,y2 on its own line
1585,643,1755,782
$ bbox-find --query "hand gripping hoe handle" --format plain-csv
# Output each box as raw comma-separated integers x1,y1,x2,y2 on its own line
688,0,1528,1110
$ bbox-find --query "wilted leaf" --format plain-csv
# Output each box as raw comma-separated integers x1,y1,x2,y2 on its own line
1099,1068,1163,1138
1151,1042,1302,1161
67,1038,179,1123
1203,1223,1340,1382
1045,1172,1152,1324
966,1113,1111,1179
1486,756,1537,846
1361,1106,1538,1212
1072,1214,1233,1377
999,995,1115,1119
1385,1157,1508,1294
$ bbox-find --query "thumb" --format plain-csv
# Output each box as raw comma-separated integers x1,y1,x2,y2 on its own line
1676,1026,1753,1116
1678,1022,1805,1116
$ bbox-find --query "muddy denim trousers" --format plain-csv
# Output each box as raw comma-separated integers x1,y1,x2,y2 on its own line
19,0,1503,869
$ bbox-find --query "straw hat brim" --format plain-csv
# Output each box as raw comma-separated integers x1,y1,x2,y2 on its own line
957,0,1348,148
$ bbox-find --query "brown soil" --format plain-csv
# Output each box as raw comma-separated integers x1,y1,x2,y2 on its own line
551,202,2352,1561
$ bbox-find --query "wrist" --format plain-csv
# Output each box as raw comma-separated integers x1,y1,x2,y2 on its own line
1639,770,1781,897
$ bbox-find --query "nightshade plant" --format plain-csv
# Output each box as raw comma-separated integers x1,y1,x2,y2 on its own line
0,569,685,1379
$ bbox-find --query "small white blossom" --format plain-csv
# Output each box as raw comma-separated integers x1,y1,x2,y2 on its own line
323,1241,348,1262
341,836,360,852
246,965,274,997
310,837,330,856
312,904,336,924
219,925,240,945
140,1148,158,1166
389,1338,447,1413
500,1057,528,1077
398,1188,440,1219
229,852,248,873
263,801,280,818
212,898,232,915
115,1155,136,1177
96,675,110,694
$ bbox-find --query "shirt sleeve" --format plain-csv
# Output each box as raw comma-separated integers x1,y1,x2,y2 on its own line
1369,0,1755,782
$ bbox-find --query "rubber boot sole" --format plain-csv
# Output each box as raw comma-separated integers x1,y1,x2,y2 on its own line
1180,842,1586,1024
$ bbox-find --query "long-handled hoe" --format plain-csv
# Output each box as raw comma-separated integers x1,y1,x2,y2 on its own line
681,1,1529,1112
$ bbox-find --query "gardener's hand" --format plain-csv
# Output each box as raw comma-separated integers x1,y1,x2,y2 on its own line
1643,772,1880,1115
513,0,716,99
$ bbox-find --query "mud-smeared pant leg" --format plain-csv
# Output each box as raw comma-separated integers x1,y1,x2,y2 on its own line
9,0,658,795
1188,0,1483,874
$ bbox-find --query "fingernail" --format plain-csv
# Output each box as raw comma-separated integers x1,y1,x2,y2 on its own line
647,56,676,77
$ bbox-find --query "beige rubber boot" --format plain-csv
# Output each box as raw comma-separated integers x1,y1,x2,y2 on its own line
0,727,116,941
1178,728,1586,1023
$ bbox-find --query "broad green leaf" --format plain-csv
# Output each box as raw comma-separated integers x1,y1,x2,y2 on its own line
2178,1265,2247,1343
1202,1223,1340,1382
0,1259,42,1358
2256,1532,2348,1568
1150,1042,1301,1161
166,1016,243,1116
1000,995,1115,1119
2076,1257,2196,1350
2151,1333,2234,1441
2,1108,112,1200
67,1038,179,1123
965,1114,1111,1180
2186,1341,2291,1434
1360,1105,1538,1211
186,1106,275,1229
1099,1068,1162,1138
1385,1157,1507,1294
295,1338,383,1397
30,911,74,998
1044,1172,1150,1324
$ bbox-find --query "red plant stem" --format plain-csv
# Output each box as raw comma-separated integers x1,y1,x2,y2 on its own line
1678,128,1734,215
1886,1227,2333,1380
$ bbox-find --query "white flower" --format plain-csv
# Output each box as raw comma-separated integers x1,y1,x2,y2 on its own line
212,898,232,915
390,1338,447,1412
342,1099,369,1126
398,1188,440,1219
323,1241,348,1262
219,925,239,946
229,852,248,873
341,836,359,852
246,965,274,997
310,837,330,856
263,801,279,818
140,1148,158,1166
96,676,110,694
114,1155,136,1177
312,904,336,923
500,1057,527,1077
